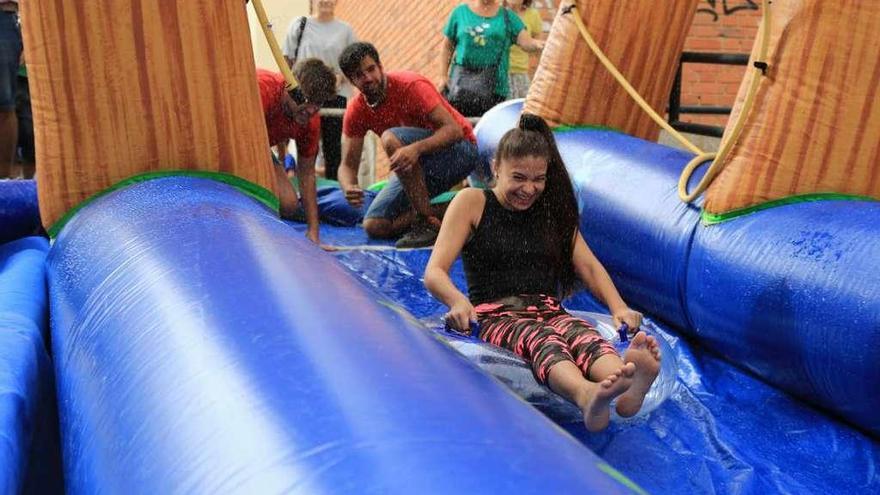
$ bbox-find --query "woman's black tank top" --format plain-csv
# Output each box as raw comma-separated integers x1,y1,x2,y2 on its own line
461,189,557,304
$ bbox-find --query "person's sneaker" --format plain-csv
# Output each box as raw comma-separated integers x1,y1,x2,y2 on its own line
395,219,439,249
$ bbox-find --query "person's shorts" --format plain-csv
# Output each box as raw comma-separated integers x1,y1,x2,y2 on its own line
365,127,477,220
0,12,22,111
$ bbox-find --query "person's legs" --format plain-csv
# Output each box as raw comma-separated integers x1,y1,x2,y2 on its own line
362,175,414,238
362,212,413,239
547,308,660,418
545,360,630,432
544,310,623,381
380,129,435,221
476,298,632,432
0,13,22,179
616,331,662,417
0,109,16,178
383,127,477,247
320,95,346,180
15,73,34,178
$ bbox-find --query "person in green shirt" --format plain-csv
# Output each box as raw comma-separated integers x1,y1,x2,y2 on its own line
507,0,543,100
440,0,543,117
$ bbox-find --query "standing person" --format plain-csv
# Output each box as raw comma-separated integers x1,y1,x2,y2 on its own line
506,0,542,99
282,0,356,181
258,59,336,244
337,42,478,249
424,114,661,432
440,0,543,117
0,0,21,178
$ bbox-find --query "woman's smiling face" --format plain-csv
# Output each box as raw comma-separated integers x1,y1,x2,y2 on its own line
493,154,548,211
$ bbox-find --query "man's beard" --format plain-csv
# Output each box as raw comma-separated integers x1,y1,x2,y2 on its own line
364,77,386,106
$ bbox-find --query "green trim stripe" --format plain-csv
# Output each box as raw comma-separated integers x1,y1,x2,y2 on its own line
596,461,650,495
553,123,622,134
702,192,878,225
47,170,279,238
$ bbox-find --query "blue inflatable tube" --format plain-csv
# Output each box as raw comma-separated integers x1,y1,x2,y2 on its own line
477,101,880,437
0,180,42,244
0,237,63,494
687,200,880,434
48,177,636,494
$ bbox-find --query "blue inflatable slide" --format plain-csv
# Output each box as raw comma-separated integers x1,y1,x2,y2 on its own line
0,99,878,494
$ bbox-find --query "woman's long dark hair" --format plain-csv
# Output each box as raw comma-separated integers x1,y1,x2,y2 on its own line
494,113,579,297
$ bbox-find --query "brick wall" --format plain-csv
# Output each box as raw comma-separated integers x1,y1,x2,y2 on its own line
333,1,762,177
335,0,460,85
683,1,762,127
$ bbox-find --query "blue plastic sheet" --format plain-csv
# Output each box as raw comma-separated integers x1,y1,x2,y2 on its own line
321,230,880,495
47,177,636,494
0,180,42,244
0,237,64,494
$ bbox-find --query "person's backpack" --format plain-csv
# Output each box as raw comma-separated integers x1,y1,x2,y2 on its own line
291,16,307,65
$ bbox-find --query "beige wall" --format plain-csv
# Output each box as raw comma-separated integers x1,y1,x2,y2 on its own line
247,0,310,70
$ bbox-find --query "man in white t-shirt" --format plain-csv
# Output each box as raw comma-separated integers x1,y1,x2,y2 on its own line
282,0,356,181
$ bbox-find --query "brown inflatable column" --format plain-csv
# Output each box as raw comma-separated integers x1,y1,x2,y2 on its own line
524,0,698,140
20,0,277,231
704,1,880,217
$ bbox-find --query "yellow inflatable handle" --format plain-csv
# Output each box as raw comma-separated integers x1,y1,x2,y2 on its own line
249,0,299,91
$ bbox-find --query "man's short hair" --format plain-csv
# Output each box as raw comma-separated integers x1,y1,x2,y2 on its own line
338,42,381,81
293,58,336,104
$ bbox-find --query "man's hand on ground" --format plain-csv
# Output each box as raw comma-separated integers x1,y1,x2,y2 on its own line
343,184,364,208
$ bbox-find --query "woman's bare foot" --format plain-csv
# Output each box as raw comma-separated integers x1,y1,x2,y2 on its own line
577,363,635,432
616,331,661,417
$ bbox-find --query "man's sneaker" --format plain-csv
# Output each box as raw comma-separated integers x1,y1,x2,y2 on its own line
395,220,439,249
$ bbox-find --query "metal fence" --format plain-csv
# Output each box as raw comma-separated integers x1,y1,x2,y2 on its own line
667,51,750,138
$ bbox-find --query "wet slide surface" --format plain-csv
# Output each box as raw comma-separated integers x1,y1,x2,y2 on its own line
297,222,880,495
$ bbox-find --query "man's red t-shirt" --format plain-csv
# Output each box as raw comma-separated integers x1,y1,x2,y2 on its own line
342,71,475,144
257,69,320,158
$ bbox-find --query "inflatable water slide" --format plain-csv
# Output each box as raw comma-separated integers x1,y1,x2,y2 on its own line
0,1,877,494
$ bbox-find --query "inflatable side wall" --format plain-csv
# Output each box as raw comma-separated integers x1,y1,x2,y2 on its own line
20,0,277,229
705,1,880,215
0,237,64,493
477,102,880,437
525,0,698,140
47,177,636,494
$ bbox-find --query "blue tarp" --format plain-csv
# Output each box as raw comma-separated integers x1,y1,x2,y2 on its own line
300,222,880,495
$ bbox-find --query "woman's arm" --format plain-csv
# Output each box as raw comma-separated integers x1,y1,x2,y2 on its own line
424,189,485,331
572,230,643,329
515,28,544,53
